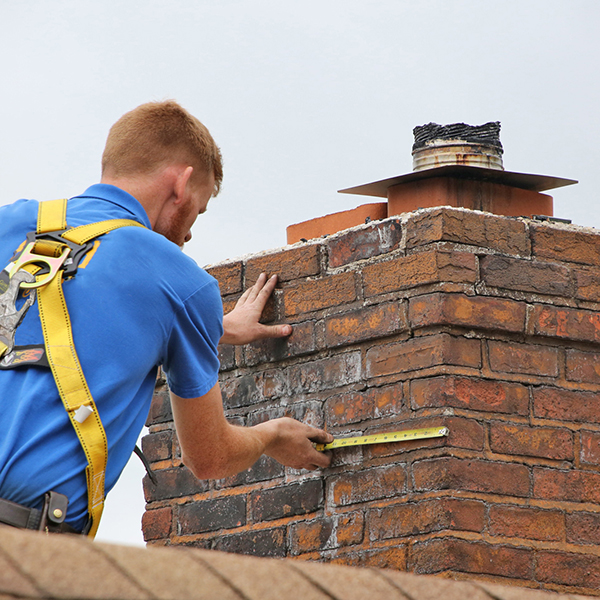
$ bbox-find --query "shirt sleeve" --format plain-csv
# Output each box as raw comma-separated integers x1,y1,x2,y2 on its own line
162,278,224,399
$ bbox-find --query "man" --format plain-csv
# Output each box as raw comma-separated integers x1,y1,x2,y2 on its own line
0,100,332,536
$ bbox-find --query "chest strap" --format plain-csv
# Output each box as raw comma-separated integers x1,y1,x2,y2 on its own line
32,198,145,538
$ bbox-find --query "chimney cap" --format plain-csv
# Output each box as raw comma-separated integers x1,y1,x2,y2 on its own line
338,165,578,198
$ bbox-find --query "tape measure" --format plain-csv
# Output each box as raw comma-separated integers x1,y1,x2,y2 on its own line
315,426,449,451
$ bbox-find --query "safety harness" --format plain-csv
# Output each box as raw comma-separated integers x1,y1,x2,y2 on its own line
0,198,145,538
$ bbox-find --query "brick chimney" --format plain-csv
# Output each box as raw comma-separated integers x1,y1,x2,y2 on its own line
141,129,600,596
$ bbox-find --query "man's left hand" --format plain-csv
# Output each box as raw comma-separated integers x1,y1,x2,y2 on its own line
221,273,292,345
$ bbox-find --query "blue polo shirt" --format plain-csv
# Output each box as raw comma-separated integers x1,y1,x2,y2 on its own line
0,184,223,531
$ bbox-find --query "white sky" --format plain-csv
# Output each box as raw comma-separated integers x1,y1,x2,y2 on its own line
1,1,598,546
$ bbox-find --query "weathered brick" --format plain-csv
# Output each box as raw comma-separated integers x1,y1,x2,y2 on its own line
220,374,260,409
324,302,408,348
283,272,356,316
580,430,600,465
335,512,365,547
146,390,172,426
244,321,316,366
406,207,530,256
411,376,529,415
247,400,323,431
366,333,481,378
178,495,246,534
141,507,172,541
536,550,600,588
215,455,284,489
533,386,600,424
488,505,565,541
246,245,320,284
330,546,407,570
141,430,173,463
143,467,209,503
532,223,600,266
213,527,286,558
488,340,559,377
362,250,478,297
534,468,600,504
218,344,236,371
250,480,323,522
574,265,600,302
327,219,403,268
289,518,334,554
566,349,600,384
489,422,573,461
206,261,243,295
369,498,485,540
412,538,534,579
566,511,600,546
532,304,600,344
287,353,361,395
409,292,526,333
325,382,404,427
481,255,573,296
330,464,407,506
413,457,530,497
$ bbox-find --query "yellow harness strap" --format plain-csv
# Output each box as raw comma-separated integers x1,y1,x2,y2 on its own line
33,198,144,538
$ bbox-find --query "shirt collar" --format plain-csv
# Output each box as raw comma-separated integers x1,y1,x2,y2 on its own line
75,184,153,229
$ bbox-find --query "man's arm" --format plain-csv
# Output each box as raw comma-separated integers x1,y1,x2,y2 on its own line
221,273,291,345
171,383,333,479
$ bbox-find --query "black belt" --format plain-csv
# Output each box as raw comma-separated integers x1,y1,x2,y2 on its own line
0,492,80,534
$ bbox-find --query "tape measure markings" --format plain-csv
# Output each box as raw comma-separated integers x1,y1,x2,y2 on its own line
315,426,449,452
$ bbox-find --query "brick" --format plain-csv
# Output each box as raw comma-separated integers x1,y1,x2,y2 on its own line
362,250,478,297
406,207,530,256
532,223,600,266
532,304,600,344
580,430,600,465
289,518,334,554
146,390,172,426
409,292,526,333
178,496,246,534
533,386,600,424
411,376,529,415
335,512,365,547
490,422,573,461
536,550,600,587
244,321,316,366
412,538,534,579
324,302,408,348
246,245,320,284
413,457,530,497
215,455,284,488
369,498,485,540
206,261,243,295
250,480,323,522
212,527,287,558
566,511,600,545
143,467,209,503
283,272,356,316
220,374,260,409
218,343,236,371
366,333,481,378
325,382,404,427
534,468,600,504
327,219,403,268
141,430,173,463
488,505,564,541
330,464,407,506
574,265,600,302
566,349,600,384
480,255,573,296
488,340,559,377
287,353,361,394
330,546,408,570
141,507,172,541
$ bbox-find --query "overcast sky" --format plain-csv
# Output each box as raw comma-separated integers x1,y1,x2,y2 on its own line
2,1,598,546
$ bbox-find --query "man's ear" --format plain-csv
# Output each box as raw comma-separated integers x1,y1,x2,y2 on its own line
173,166,194,205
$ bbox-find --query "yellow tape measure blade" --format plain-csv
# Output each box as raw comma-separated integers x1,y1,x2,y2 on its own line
315,426,449,452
